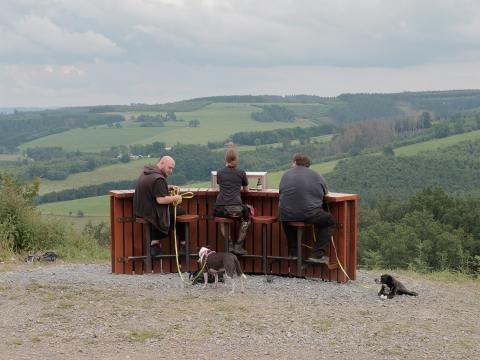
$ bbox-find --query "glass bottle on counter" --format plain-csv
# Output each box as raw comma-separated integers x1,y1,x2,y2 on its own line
256,177,262,191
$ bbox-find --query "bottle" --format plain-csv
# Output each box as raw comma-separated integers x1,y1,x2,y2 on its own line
256,177,262,191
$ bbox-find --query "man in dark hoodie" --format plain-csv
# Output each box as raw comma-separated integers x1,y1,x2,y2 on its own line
133,156,185,256
279,153,336,263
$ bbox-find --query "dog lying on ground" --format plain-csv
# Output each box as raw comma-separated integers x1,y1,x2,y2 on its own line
198,247,246,294
375,273,418,298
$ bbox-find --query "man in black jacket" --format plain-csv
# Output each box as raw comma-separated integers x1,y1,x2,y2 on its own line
133,156,185,255
279,153,336,263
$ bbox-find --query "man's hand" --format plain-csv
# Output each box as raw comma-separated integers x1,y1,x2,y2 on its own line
172,194,183,205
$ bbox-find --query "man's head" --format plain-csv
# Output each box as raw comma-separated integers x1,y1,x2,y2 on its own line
224,147,238,167
157,156,175,177
292,153,311,168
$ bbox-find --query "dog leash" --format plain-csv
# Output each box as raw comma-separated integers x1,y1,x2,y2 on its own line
310,205,351,281
170,188,205,285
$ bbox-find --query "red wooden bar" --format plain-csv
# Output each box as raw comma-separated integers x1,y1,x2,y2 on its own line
109,189,358,282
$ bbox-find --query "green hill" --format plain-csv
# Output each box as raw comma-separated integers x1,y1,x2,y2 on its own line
327,139,480,205
20,103,315,152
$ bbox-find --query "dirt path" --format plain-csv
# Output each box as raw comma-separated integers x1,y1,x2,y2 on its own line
0,262,479,359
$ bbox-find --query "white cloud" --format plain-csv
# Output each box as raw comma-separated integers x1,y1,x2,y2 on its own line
2,0,480,106
0,15,124,60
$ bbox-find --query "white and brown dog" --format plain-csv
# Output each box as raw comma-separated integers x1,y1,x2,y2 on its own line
198,247,246,294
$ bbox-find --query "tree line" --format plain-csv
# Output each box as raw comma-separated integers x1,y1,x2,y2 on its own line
0,110,124,151
359,188,480,274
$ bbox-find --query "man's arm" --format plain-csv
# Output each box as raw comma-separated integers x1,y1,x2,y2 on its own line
156,194,182,205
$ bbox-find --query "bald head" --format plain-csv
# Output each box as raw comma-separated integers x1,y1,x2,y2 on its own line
157,156,175,177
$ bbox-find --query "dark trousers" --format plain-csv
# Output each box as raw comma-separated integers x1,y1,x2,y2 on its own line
151,205,186,241
213,205,251,222
282,209,336,257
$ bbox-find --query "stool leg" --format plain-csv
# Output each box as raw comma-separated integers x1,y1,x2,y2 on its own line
297,227,303,277
185,223,190,273
144,224,152,273
262,224,267,275
225,223,231,252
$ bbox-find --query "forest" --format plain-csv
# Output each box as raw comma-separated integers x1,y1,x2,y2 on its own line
2,90,480,273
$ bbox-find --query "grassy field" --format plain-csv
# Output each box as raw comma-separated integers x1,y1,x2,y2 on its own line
37,159,340,217
394,129,480,156
0,154,23,161
20,103,315,152
39,195,110,217
38,134,334,194
39,158,153,194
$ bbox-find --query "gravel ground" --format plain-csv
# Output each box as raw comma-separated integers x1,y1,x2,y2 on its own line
0,262,479,360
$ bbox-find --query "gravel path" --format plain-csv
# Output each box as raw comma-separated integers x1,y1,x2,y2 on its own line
0,262,479,360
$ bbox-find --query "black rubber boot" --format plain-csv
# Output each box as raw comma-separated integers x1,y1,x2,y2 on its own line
233,240,248,255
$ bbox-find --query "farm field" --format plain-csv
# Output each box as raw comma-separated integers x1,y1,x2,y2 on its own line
39,158,153,195
20,103,315,152
39,195,110,217
394,129,480,156
37,159,340,217
38,134,334,194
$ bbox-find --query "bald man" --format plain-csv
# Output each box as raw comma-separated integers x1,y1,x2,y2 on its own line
133,156,186,256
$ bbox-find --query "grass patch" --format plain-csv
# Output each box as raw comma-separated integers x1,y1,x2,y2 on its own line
39,195,110,217
127,329,161,342
21,103,315,152
312,319,333,332
394,130,480,156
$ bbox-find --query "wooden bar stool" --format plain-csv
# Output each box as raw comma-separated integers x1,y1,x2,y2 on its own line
135,217,152,273
252,216,277,275
176,214,199,273
286,221,310,277
214,216,240,252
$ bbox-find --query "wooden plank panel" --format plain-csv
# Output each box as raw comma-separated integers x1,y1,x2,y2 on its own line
349,200,358,281
337,200,348,283
113,197,125,274
123,198,134,275
304,224,314,278
133,221,144,274
322,203,334,281
110,195,115,273
271,198,280,274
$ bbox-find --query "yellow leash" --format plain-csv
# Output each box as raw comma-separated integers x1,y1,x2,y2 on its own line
311,225,351,281
170,188,207,285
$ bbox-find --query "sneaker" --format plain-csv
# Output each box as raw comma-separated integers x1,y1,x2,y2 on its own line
150,244,163,257
307,255,329,264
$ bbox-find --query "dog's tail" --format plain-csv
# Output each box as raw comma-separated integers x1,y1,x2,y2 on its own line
405,290,418,296
233,256,245,278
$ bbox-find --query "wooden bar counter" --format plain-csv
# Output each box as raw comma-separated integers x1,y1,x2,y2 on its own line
110,188,358,283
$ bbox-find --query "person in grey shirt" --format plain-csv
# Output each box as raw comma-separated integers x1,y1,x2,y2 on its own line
214,147,252,255
279,153,336,263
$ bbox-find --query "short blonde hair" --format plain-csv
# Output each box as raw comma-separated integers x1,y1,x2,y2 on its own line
225,147,238,163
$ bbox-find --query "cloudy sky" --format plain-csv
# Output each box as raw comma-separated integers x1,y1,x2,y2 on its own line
2,0,480,107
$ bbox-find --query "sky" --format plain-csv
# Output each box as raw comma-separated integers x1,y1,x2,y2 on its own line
1,0,480,107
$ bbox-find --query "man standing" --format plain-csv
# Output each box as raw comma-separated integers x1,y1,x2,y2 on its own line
133,156,185,256
279,153,336,263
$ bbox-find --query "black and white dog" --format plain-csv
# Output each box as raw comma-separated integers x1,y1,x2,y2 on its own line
375,273,418,299
198,247,246,294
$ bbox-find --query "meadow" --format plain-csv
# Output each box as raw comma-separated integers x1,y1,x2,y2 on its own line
393,129,480,156
37,128,480,219
38,134,334,195
37,159,340,218
20,103,314,152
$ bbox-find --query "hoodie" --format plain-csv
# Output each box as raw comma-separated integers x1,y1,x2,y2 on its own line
133,165,170,235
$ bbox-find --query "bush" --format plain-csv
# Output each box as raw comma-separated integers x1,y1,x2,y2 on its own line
0,171,108,261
